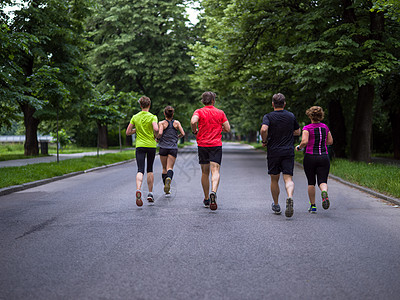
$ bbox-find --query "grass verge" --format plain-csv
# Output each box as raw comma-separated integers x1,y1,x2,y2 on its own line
0,143,136,160
249,142,400,199
329,159,400,199
0,151,135,189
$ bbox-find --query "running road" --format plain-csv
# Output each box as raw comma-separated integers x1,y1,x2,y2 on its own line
0,143,399,299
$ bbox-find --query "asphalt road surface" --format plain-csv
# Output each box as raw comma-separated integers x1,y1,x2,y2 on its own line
1,143,399,299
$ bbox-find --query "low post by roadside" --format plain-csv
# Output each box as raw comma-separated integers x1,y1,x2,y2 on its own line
39,140,48,155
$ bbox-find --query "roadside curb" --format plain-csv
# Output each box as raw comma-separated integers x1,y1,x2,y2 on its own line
293,162,400,206
0,159,135,197
328,173,400,206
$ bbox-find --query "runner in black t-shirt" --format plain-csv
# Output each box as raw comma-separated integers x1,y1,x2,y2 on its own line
260,93,300,217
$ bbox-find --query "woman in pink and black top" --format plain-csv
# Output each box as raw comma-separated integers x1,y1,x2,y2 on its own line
296,106,333,213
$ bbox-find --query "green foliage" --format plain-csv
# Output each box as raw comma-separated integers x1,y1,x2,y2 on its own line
87,0,197,117
190,0,400,159
372,0,400,21
0,23,38,128
1,0,94,155
51,129,71,149
86,86,124,126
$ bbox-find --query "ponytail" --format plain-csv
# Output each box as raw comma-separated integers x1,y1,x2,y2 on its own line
164,106,174,119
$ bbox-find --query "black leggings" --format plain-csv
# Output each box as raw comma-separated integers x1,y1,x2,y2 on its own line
303,154,330,186
136,147,156,174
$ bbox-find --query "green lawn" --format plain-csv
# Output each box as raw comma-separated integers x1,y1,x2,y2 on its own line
329,158,400,199
0,151,135,189
250,143,400,199
0,143,133,161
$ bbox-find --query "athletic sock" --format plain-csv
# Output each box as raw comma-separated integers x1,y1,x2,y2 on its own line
162,173,167,184
167,169,174,180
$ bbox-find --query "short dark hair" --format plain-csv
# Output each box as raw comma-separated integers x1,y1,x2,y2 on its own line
272,93,285,108
139,96,151,108
164,105,174,119
201,91,216,105
306,106,324,122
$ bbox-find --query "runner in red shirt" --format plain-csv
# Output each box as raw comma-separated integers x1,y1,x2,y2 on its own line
191,91,230,210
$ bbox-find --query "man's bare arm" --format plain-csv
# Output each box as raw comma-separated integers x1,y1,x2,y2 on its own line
222,120,231,133
260,124,268,147
191,115,199,134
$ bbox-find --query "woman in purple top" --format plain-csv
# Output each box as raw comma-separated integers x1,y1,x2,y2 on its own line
296,106,333,213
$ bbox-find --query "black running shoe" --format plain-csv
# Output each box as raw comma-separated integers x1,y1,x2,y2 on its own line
285,197,294,217
147,193,154,203
321,191,330,209
209,192,217,211
203,198,210,208
271,203,281,215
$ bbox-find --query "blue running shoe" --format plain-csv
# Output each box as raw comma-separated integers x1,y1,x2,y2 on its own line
308,203,317,213
271,203,281,214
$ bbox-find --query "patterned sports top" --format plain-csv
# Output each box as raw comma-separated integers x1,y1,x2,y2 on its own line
158,120,178,149
302,123,330,155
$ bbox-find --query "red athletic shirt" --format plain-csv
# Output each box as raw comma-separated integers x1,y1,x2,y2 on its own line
193,105,228,147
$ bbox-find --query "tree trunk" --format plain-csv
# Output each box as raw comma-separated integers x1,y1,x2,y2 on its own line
247,130,257,143
328,98,347,158
389,112,400,159
21,103,40,156
350,84,374,162
98,124,108,149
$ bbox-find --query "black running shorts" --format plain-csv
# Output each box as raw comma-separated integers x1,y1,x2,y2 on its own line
136,147,156,173
198,146,222,165
303,153,330,186
267,155,294,176
159,147,178,158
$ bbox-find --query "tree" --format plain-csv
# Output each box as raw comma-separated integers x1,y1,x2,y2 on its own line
86,86,124,149
191,0,400,161
8,0,92,155
87,0,197,117
0,11,37,130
